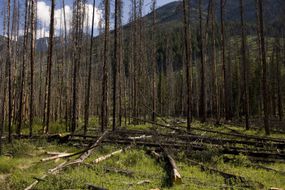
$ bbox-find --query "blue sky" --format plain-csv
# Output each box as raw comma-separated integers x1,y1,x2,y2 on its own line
0,0,177,38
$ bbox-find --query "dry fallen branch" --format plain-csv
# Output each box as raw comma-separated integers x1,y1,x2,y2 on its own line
92,146,131,164
86,183,108,190
128,135,152,140
104,167,134,177
41,153,74,162
24,132,109,190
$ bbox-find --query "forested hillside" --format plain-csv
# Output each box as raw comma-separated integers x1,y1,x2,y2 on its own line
0,0,284,189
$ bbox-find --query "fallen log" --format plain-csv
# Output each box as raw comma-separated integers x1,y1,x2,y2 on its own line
161,148,182,185
72,131,285,149
24,132,108,190
86,183,108,190
133,117,285,143
70,136,285,160
92,146,130,164
45,151,69,155
104,167,134,177
128,135,152,140
41,153,74,162
137,179,151,185
250,164,285,175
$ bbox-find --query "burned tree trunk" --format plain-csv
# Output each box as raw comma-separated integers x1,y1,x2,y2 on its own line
101,0,110,131
29,0,36,136
256,0,270,135
43,0,55,134
112,0,119,131
240,0,250,130
199,0,206,123
220,0,229,120
84,0,97,137
17,0,29,136
182,0,192,131
151,0,157,122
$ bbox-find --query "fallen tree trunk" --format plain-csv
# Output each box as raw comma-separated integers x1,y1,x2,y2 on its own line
133,117,285,143
69,135,285,160
250,164,285,175
104,167,134,177
161,148,182,185
128,135,152,140
24,132,108,190
92,146,130,164
86,183,108,190
41,153,74,162
72,131,285,149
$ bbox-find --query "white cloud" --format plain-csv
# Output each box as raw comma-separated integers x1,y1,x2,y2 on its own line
36,1,102,39
37,1,51,26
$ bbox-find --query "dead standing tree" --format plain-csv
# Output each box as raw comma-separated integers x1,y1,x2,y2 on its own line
199,0,206,123
112,0,119,131
151,0,157,122
71,0,84,134
183,0,192,131
84,0,97,137
29,0,36,136
256,0,270,135
17,0,29,137
210,0,220,124
101,0,110,132
220,0,229,121
43,0,55,134
6,0,12,143
240,0,250,130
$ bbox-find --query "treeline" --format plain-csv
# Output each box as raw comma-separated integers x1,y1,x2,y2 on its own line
0,0,284,154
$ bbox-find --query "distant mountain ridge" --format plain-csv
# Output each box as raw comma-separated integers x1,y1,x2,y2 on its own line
144,0,284,26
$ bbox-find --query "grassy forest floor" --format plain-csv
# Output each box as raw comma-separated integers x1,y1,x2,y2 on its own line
0,119,284,190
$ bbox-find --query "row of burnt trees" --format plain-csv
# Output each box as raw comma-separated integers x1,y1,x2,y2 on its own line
182,0,284,134
0,0,284,154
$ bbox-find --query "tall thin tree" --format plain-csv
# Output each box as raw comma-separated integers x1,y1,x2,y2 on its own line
220,0,229,120
44,0,55,133
17,0,29,136
101,0,110,131
112,0,120,131
183,0,192,130
256,0,270,135
29,0,36,136
240,0,250,130
84,0,97,137
151,0,157,122
199,0,206,122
